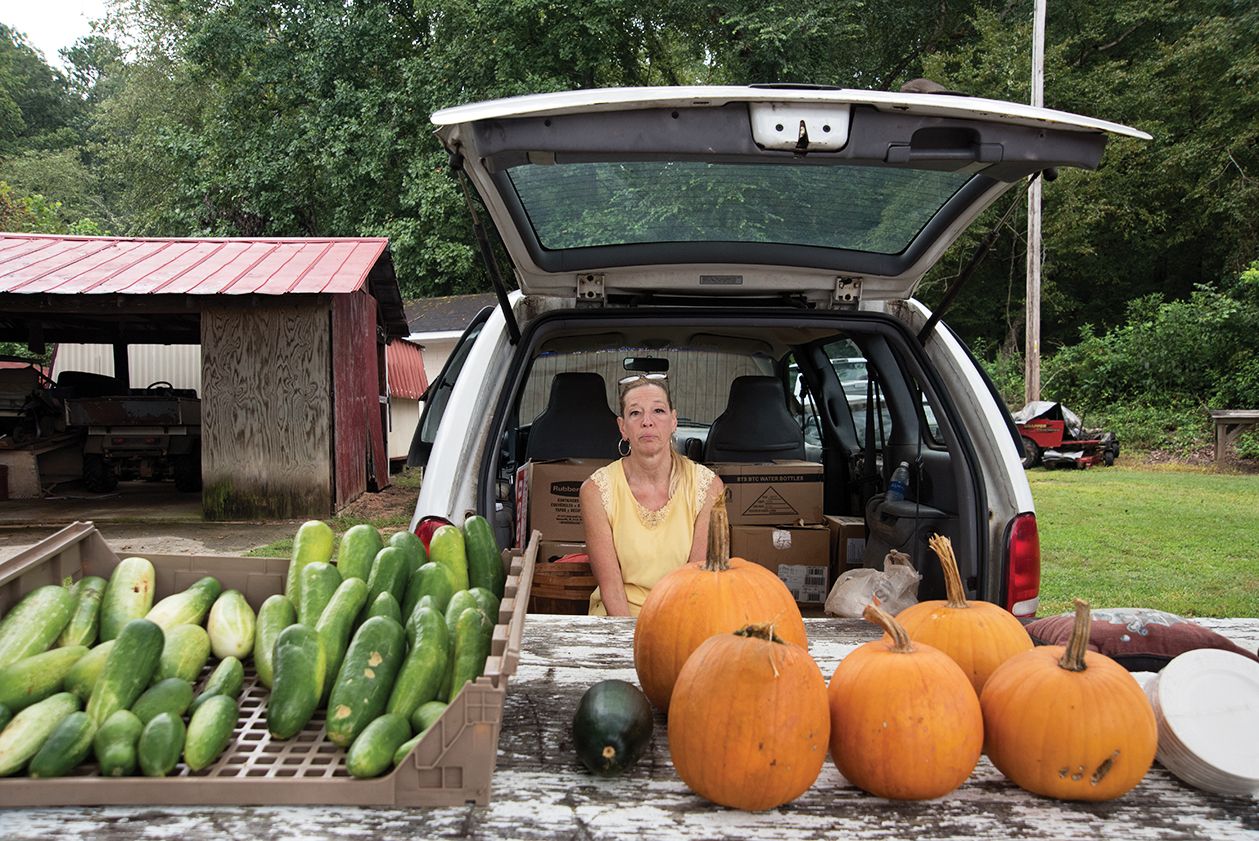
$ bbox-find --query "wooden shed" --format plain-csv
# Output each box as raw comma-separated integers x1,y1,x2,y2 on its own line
0,233,409,520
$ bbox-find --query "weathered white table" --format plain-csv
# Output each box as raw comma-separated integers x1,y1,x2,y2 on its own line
5,616,1258,840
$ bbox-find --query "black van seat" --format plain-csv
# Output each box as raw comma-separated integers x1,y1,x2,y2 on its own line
704,375,806,463
526,372,621,461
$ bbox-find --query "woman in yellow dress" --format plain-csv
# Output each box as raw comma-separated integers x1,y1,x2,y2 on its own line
580,374,724,616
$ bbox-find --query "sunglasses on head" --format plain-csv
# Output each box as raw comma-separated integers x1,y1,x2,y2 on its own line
619,373,668,385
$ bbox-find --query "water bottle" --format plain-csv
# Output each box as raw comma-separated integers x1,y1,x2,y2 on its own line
886,461,910,503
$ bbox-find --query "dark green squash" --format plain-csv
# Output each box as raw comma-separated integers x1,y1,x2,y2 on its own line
572,679,654,776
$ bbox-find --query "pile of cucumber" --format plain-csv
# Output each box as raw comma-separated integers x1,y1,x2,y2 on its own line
264,515,505,778
0,558,253,778
0,515,504,781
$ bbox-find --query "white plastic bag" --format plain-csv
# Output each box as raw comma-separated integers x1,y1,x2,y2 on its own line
824,549,922,618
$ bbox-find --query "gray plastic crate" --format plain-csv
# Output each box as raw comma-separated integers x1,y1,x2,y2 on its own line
0,521,536,806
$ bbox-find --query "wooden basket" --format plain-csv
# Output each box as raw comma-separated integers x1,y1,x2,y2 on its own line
529,560,596,615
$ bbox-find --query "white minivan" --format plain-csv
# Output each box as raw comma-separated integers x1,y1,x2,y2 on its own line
408,85,1148,617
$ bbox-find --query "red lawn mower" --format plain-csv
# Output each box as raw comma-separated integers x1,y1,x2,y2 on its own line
1012,401,1120,469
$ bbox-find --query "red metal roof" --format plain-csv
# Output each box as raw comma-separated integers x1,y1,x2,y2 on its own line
386,339,429,400
0,234,390,296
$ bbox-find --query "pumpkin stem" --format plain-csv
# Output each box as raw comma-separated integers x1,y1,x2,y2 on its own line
928,533,968,609
862,603,914,653
704,494,731,572
1058,598,1092,672
733,622,784,644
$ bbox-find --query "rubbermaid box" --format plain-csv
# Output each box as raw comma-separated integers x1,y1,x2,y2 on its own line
0,521,536,807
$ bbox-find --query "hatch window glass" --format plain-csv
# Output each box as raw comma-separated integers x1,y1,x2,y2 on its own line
507,161,970,255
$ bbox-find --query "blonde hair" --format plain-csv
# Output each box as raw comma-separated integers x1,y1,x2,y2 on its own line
617,375,673,416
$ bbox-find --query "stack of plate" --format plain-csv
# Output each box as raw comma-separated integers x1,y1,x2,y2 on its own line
1145,648,1259,797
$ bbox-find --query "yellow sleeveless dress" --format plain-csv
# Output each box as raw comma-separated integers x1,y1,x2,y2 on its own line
587,454,716,616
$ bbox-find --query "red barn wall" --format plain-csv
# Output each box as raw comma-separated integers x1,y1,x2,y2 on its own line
332,289,389,508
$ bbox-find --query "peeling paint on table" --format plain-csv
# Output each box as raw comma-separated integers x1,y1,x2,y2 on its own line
4,616,1257,840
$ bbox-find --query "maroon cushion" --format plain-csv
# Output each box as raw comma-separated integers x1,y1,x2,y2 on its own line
1026,608,1259,672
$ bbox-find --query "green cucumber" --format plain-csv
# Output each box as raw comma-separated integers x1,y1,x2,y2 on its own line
366,591,402,624
145,576,222,631
86,618,164,727
396,701,448,766
428,525,470,592
346,712,410,779
137,711,185,777
337,524,383,582
0,645,88,711
409,700,448,735
57,576,107,648
0,691,80,776
463,515,506,599
0,584,76,668
156,623,211,684
325,615,407,748
64,640,114,702
100,557,156,642
365,546,410,612
267,624,326,739
207,590,256,660
468,587,502,625
130,678,194,724
285,520,335,607
184,694,238,771
447,607,494,701
572,679,654,776
190,656,244,714
0,704,10,731
315,577,370,702
386,605,450,722
28,710,95,778
253,594,296,689
401,562,456,621
443,590,482,636
387,530,427,574
297,562,341,627
93,709,143,777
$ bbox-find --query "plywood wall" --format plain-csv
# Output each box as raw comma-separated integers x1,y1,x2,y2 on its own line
201,299,332,520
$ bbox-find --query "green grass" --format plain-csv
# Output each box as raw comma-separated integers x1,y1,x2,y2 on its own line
1029,465,1259,617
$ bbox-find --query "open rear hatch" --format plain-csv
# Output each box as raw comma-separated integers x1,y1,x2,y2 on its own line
432,86,1148,307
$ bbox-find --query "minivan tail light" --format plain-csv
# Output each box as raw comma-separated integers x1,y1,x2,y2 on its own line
1005,512,1041,617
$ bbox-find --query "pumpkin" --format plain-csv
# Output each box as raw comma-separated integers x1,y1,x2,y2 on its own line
981,598,1157,801
827,603,983,800
668,623,830,810
895,533,1033,695
633,496,806,712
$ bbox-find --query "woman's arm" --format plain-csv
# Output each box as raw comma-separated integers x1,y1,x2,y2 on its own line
580,478,632,616
687,475,725,564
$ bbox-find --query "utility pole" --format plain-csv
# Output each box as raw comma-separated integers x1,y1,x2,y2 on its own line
1025,0,1046,405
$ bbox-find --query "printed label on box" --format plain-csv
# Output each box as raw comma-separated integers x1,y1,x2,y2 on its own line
776,564,830,604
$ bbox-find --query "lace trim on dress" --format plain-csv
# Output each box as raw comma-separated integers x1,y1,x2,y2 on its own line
693,463,715,510
591,466,613,514
627,452,682,530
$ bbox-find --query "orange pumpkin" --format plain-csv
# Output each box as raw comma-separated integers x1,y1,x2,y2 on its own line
633,496,806,712
895,533,1033,695
668,623,830,810
828,603,983,800
981,598,1157,801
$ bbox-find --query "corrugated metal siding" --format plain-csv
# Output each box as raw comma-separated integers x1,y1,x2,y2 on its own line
521,349,771,423
386,339,428,400
0,234,388,296
51,344,203,392
332,289,388,505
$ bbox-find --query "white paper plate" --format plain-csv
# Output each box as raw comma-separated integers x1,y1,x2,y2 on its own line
1151,649,1259,795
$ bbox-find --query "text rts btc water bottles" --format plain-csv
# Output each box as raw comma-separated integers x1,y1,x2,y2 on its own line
886,461,910,502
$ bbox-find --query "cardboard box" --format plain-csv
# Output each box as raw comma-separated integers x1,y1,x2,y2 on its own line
515,459,610,545
711,460,824,526
824,514,868,577
730,524,831,604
